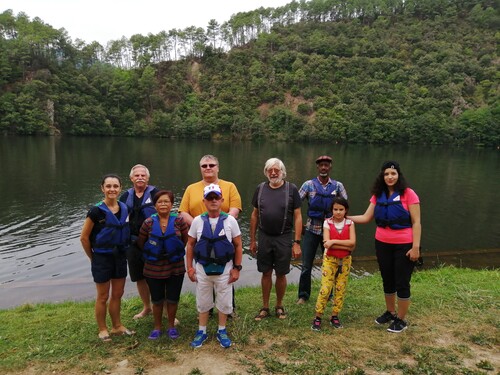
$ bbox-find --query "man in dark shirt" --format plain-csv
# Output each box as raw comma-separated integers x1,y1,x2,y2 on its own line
250,158,302,321
120,164,159,319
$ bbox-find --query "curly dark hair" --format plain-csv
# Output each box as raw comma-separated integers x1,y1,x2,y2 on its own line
371,161,408,197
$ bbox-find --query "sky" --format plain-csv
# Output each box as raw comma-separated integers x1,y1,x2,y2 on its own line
2,0,293,45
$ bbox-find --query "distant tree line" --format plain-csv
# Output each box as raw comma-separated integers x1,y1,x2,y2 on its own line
0,0,498,146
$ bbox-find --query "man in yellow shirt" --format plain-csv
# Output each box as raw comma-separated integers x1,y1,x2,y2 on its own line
179,155,242,224
179,154,242,316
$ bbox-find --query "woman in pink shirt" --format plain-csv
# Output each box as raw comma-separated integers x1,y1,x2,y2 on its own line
349,161,421,333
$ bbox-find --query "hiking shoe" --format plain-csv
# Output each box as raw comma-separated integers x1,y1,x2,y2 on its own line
216,329,232,348
375,311,396,325
190,330,208,348
311,317,322,331
330,315,343,329
387,317,407,333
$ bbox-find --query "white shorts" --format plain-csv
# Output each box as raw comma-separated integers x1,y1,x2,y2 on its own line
195,262,233,314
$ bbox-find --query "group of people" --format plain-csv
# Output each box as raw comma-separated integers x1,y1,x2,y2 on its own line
80,154,421,347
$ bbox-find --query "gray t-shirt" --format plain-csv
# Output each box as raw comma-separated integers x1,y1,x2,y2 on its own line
252,181,301,235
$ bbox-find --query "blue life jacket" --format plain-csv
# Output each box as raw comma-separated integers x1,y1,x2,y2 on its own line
194,213,235,266
143,214,185,262
307,178,339,220
374,192,412,229
92,201,130,254
125,185,156,221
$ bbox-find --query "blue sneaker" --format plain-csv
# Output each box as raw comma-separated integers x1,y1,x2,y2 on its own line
216,329,232,348
190,330,208,348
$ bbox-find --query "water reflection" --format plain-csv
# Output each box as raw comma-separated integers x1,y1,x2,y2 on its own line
0,137,499,308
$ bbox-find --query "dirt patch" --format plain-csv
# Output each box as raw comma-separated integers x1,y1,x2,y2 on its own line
112,351,248,375
188,61,201,93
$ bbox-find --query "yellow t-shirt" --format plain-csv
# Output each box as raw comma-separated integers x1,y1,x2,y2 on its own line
178,179,242,217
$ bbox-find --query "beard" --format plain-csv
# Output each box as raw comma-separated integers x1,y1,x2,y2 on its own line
269,176,283,186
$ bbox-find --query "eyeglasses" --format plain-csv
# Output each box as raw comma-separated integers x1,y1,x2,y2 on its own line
266,168,281,174
205,195,222,201
156,200,171,205
200,164,217,169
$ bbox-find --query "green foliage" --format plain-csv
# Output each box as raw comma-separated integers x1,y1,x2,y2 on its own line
0,1,498,145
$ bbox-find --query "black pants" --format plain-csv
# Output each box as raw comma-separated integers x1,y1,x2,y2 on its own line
375,240,415,299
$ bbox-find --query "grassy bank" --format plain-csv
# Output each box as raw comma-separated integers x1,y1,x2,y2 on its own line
1,267,498,374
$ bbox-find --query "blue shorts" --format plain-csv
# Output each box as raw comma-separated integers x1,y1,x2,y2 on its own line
91,252,127,283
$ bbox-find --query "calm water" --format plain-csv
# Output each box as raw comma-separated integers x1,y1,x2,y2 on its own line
0,137,499,308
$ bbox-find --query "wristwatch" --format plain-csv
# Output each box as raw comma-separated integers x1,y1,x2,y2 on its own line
293,240,301,245
233,264,242,271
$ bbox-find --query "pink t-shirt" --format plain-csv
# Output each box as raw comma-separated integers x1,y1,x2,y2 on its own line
370,188,419,244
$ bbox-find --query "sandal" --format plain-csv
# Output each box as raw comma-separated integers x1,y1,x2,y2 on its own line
275,306,287,319
98,332,112,342
254,307,271,321
110,328,136,336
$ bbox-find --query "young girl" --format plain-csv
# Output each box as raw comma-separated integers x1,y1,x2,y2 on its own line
311,197,356,330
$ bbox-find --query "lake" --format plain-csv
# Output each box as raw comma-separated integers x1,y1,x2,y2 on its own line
0,136,499,308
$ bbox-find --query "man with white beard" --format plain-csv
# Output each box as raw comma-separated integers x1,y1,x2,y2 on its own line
250,158,302,321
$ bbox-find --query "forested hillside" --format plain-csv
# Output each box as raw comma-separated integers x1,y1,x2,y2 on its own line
0,0,498,145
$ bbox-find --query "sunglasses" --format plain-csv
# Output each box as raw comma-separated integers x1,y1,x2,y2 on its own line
200,164,217,169
205,195,222,201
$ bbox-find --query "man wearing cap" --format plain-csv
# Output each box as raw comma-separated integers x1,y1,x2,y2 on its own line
185,184,243,348
296,155,348,304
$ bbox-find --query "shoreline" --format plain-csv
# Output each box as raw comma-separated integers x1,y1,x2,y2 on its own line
1,249,498,310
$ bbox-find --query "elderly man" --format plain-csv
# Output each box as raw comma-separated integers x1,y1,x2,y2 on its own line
250,158,302,321
120,164,159,319
296,155,348,304
179,154,242,316
185,184,243,348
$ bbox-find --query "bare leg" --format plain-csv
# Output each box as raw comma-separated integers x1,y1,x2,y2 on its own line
109,277,126,331
261,270,273,309
275,274,287,307
218,310,228,328
152,302,164,331
397,298,411,320
165,302,178,328
133,279,152,319
198,311,210,327
384,293,397,314
95,281,110,336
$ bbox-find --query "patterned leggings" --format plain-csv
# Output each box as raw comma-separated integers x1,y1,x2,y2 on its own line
314,255,352,316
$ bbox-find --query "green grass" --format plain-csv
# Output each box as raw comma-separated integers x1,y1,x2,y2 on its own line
1,266,498,374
